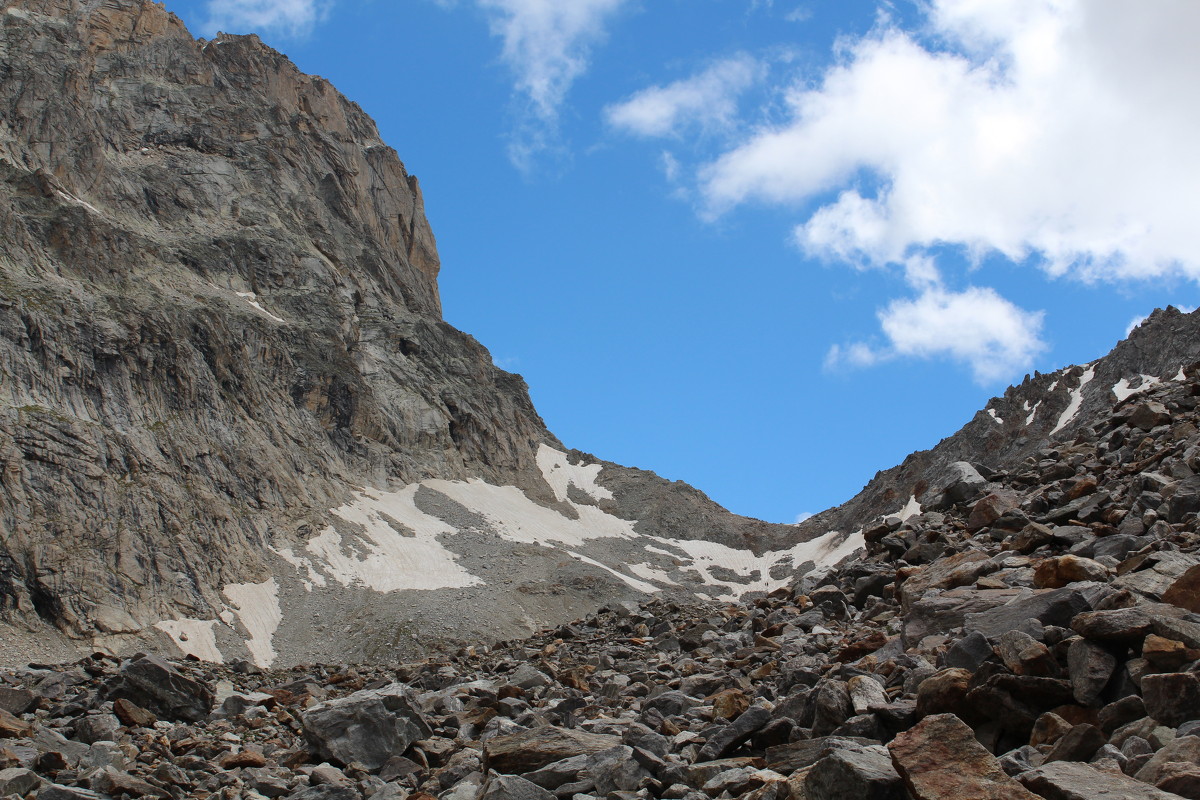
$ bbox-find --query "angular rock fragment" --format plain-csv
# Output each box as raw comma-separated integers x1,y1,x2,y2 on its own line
888,714,1040,799
103,654,213,722
1019,760,1186,800
484,726,621,774
302,683,431,770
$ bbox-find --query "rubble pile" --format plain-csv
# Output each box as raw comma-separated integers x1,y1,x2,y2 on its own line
4,368,1200,799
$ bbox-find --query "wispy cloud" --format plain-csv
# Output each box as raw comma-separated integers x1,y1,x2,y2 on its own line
827,284,1047,384
202,0,328,37
605,55,763,138
475,0,629,170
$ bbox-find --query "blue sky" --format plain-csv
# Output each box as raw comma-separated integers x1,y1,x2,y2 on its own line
163,0,1199,523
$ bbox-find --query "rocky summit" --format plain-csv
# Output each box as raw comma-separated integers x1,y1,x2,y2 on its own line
4,2,1200,800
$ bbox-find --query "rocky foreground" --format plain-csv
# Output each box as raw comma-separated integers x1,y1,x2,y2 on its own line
4,366,1200,798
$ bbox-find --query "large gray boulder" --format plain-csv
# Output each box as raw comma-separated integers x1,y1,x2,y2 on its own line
302,683,431,770
103,654,213,722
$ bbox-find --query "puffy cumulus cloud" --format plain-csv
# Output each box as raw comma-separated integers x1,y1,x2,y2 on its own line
699,0,1200,281
476,0,629,169
828,286,1046,384
605,55,763,138
203,0,327,37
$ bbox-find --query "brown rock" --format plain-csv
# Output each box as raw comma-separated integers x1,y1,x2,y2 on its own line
0,709,31,739
996,630,1057,677
1130,401,1171,431
1143,635,1195,670
1029,712,1072,747
1134,736,1200,786
1162,565,1200,613
968,493,1019,533
220,750,268,769
1156,763,1200,799
916,669,972,719
484,726,621,774
900,552,995,612
1043,723,1106,763
1071,607,1156,645
112,698,157,728
888,713,1040,799
710,688,751,721
1066,638,1117,706
1034,556,1110,589
0,689,36,717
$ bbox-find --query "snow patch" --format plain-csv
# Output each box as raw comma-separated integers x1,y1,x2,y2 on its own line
627,563,681,586
1025,401,1041,426
1112,374,1161,403
223,579,282,669
987,408,1003,424
154,619,222,663
425,478,637,548
236,291,285,323
896,495,922,522
536,445,614,503
1050,365,1095,435
307,485,482,593
54,189,101,215
566,552,660,594
270,546,326,588
657,529,864,602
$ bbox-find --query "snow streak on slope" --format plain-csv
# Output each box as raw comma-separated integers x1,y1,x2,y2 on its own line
1051,365,1096,435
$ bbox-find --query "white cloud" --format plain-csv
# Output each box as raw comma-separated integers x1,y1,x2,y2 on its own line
476,0,629,168
794,511,815,524
828,286,1046,384
605,55,763,138
698,0,1200,281
203,0,327,37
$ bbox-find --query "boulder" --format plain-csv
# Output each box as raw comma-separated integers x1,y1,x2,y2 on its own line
804,747,904,800
1019,760,1185,800
1142,673,1200,728
484,726,621,774
1066,638,1117,705
103,654,213,722
888,714,1040,799
302,683,431,771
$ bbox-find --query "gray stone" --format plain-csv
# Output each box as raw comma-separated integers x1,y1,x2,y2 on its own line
1019,760,1186,799
964,584,1100,639
804,747,904,800
698,705,771,761
104,654,214,722
479,774,556,800
0,768,42,797
1067,638,1117,705
302,683,431,771
1142,673,1200,728
944,631,993,672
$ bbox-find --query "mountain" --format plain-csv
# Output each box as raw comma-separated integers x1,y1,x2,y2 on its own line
3,0,1200,678
0,0,823,667
1,310,1199,800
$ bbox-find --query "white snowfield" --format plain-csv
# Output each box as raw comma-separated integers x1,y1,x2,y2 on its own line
1050,365,1096,435
153,445,864,666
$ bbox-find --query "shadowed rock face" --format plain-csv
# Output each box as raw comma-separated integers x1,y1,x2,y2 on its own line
0,0,808,664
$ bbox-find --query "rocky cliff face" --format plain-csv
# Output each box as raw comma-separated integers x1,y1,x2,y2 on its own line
0,0,817,666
